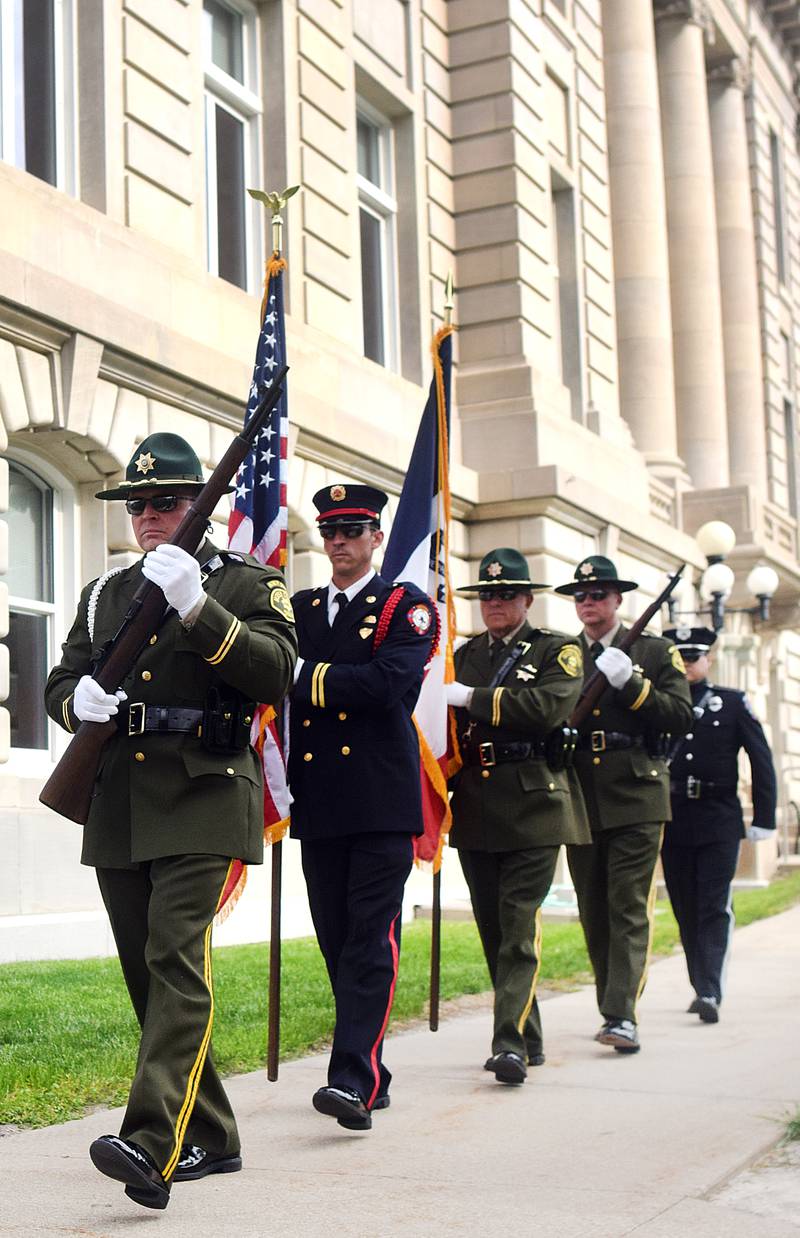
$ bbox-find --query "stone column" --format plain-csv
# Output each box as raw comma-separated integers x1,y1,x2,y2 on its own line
654,0,730,489
603,0,681,474
708,57,768,493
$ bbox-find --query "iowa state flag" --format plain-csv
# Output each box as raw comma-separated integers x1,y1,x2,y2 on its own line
382,325,459,866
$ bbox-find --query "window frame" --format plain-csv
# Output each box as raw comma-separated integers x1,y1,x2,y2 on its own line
202,0,263,293
0,0,77,193
4,449,77,774
356,100,400,372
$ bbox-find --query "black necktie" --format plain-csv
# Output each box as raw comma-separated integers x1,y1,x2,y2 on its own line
332,592,349,626
590,641,604,661
490,640,505,662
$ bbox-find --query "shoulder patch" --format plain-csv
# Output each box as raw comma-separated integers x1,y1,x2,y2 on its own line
669,645,686,673
407,602,432,635
267,579,295,622
557,643,583,677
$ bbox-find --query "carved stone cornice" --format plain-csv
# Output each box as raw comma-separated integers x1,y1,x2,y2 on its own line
708,55,751,93
653,0,715,44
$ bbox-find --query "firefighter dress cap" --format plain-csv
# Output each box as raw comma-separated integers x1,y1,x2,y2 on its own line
554,554,638,595
95,433,227,500
456,547,547,595
313,483,388,525
663,626,717,652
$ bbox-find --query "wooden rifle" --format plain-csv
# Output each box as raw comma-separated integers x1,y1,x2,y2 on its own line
39,366,289,825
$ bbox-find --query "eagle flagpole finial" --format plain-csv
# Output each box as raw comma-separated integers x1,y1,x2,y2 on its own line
247,185,300,256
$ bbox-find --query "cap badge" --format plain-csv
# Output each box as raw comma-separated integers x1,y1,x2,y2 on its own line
486,562,502,578
579,562,594,577
135,451,156,475
330,485,346,502
676,626,692,641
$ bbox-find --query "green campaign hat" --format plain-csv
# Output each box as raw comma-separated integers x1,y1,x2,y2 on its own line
456,547,547,595
554,554,638,595
95,433,226,500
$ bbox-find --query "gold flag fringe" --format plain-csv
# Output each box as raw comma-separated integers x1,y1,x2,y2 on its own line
214,864,248,926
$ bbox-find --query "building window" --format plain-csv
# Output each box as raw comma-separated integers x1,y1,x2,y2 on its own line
203,0,262,290
785,401,798,519
769,130,787,287
551,174,583,421
0,0,75,190
6,462,54,751
357,105,399,369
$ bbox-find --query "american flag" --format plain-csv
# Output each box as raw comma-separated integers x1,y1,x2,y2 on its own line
220,256,291,923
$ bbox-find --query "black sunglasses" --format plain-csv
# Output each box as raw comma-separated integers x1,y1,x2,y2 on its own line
573,588,610,603
681,651,704,663
319,523,373,541
478,588,522,602
125,494,186,516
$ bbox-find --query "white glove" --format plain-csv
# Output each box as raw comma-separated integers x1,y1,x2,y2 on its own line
446,681,474,708
142,544,204,618
746,826,774,842
595,647,633,689
73,675,127,723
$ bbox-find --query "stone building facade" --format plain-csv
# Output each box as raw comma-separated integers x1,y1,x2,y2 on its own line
1,0,799,960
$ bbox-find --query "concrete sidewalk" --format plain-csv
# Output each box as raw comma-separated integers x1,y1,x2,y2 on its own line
1,907,799,1238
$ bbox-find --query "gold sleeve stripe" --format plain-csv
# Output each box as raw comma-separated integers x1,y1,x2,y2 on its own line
62,695,75,734
205,616,241,666
629,679,652,711
492,687,504,728
311,662,331,708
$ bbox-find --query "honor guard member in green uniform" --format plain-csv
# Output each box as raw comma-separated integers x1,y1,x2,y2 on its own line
662,627,777,1024
45,433,297,1210
446,548,591,1085
554,556,692,1054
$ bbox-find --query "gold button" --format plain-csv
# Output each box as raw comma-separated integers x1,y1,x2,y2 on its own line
226,767,235,776
134,752,145,762
341,746,350,756
650,769,658,776
481,769,490,779
303,719,311,727
338,712,347,721
592,709,601,717
593,756,601,765
244,715,252,724
304,752,313,762
149,635,158,645
141,670,152,682
548,782,555,791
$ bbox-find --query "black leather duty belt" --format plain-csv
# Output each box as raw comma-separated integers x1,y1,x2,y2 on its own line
463,740,545,768
670,776,737,801
576,731,645,753
119,703,203,738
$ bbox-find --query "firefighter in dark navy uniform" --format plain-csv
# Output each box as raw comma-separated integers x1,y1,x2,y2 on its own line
288,483,436,1132
555,556,693,1054
45,433,297,1210
662,626,777,1024
446,548,591,1085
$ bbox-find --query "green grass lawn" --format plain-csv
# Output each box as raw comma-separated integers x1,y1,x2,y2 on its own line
2,869,800,1129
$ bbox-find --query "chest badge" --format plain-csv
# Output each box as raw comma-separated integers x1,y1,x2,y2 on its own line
515,664,538,682
364,614,377,625
359,627,373,640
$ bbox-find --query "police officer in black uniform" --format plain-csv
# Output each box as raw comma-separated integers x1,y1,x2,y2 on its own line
288,483,436,1132
663,627,777,1023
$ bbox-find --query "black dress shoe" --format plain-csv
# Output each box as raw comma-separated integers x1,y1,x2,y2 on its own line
484,1051,527,1084
528,1052,546,1067
89,1135,169,1210
597,1019,640,1054
312,1086,372,1130
372,1094,390,1111
594,1020,612,1041
697,996,720,1024
173,1144,243,1182
687,997,702,1014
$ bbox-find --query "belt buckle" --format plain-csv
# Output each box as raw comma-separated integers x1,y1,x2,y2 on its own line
687,776,700,800
127,702,146,737
478,742,496,768
590,730,606,753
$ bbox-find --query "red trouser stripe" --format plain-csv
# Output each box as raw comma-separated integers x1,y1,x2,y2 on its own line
367,911,400,1110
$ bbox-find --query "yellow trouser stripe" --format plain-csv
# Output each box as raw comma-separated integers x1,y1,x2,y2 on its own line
492,687,504,727
62,696,74,733
633,829,663,1017
629,679,652,711
517,905,543,1034
205,617,241,666
161,860,234,1180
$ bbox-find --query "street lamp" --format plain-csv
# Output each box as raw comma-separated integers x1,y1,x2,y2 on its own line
667,521,780,630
